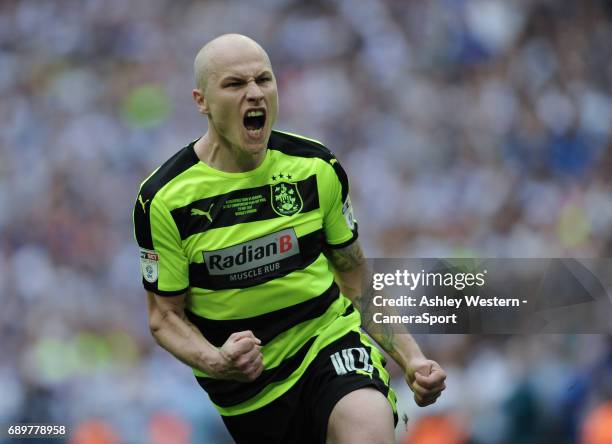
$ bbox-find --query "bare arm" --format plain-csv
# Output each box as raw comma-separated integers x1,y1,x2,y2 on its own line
147,291,263,381
324,241,446,406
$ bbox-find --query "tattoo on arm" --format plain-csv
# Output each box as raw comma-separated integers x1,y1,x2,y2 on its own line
360,281,398,353
326,242,398,356
325,241,365,272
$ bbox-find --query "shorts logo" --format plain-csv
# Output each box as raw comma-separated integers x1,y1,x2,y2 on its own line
330,347,373,375
271,182,303,216
140,248,159,283
203,228,299,275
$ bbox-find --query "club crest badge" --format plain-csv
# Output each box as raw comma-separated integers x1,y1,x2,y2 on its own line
270,182,303,216
140,248,159,283
342,196,356,230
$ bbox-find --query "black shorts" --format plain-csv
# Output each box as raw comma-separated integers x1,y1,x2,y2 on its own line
220,330,398,444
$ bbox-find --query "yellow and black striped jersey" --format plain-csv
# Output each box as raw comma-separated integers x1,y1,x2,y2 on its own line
133,130,360,415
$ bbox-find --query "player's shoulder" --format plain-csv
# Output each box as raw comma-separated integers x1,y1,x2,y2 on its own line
268,129,336,162
269,130,349,198
138,140,200,202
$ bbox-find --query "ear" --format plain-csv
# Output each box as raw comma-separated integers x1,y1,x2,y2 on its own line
192,89,209,115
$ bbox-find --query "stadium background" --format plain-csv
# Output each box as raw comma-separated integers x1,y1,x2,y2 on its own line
1,0,612,443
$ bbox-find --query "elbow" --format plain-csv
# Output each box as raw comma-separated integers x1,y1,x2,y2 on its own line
148,308,171,340
148,317,161,336
148,318,163,343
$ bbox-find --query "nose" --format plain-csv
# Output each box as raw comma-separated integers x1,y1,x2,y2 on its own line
245,80,264,102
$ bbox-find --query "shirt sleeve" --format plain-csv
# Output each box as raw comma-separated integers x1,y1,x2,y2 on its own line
319,157,358,248
133,192,189,295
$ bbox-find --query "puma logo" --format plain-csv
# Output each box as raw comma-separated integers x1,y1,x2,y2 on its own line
138,195,150,212
191,203,215,222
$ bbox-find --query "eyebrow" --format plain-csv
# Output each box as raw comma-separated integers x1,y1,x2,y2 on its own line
220,71,272,83
220,76,244,84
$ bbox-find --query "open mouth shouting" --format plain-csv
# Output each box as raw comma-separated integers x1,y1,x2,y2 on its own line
243,108,266,140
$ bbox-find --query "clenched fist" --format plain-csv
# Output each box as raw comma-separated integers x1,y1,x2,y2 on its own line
209,330,264,382
405,358,446,407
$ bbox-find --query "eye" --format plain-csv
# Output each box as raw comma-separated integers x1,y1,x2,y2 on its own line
257,76,271,84
225,81,243,88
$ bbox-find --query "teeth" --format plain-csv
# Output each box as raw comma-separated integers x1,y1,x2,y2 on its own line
247,110,264,117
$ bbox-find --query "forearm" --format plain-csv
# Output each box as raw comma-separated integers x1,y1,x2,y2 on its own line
336,266,424,370
355,278,425,370
326,243,424,371
150,307,219,374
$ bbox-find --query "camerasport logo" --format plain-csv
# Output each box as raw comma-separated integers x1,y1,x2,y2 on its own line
203,228,299,279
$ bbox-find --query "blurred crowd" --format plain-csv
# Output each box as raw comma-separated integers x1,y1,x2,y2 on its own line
1,0,611,443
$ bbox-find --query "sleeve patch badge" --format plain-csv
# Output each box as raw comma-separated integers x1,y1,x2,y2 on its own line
140,248,159,283
342,196,356,230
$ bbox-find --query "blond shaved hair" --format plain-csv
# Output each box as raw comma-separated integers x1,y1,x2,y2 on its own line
193,34,271,93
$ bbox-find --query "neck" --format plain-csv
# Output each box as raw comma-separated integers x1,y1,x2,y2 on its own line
194,132,266,173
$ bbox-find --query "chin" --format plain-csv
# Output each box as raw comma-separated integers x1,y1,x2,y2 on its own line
241,131,270,154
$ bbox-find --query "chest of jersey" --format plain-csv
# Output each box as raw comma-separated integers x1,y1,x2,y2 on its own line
170,155,326,291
